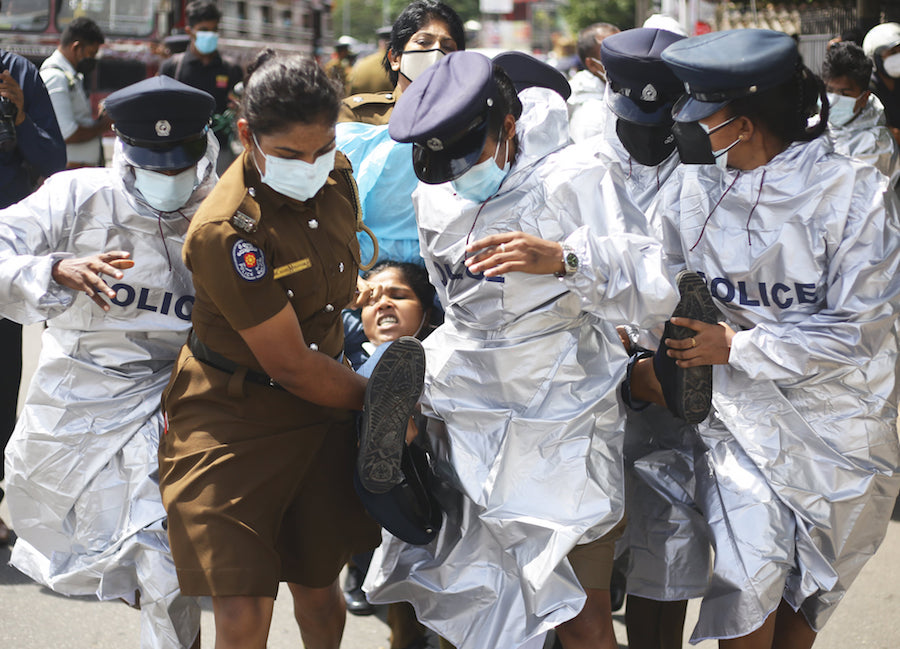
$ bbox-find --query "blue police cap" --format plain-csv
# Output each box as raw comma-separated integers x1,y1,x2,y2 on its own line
104,76,215,171
493,51,571,100
389,51,496,184
601,27,685,125
662,29,799,122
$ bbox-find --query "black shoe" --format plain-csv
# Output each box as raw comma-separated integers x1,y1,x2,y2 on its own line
343,564,375,616
358,337,426,494
654,271,719,424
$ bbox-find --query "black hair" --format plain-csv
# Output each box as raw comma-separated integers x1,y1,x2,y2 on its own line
839,27,864,48
383,0,466,87
61,17,105,47
486,64,523,161
822,41,873,91
185,0,222,27
363,260,442,334
726,60,827,145
241,50,341,134
576,23,619,64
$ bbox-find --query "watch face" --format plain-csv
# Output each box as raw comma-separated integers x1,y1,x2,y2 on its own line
565,252,579,269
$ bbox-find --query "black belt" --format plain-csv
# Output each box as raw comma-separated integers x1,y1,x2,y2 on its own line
188,330,285,390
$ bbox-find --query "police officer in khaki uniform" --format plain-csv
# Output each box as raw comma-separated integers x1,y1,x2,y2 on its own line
339,0,465,125
347,25,394,96
158,52,390,649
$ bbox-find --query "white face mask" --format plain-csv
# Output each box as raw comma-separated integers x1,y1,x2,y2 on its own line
253,134,335,202
700,116,740,170
884,52,900,79
827,92,862,127
399,48,445,82
133,166,197,212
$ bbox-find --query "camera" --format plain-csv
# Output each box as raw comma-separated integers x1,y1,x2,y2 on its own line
0,96,18,153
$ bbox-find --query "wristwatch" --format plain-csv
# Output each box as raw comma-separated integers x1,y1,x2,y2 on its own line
554,244,579,278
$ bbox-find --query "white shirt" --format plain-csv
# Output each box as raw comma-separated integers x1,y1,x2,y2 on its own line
40,49,101,165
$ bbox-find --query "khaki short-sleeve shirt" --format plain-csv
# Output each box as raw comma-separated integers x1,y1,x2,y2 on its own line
184,151,361,371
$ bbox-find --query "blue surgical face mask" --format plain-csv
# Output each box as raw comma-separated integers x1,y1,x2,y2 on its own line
451,136,510,203
134,166,198,212
253,134,335,202
826,92,862,127
194,31,219,55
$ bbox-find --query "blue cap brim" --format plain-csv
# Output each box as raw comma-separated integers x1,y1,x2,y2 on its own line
672,95,730,122
607,92,675,125
120,137,207,172
412,120,488,184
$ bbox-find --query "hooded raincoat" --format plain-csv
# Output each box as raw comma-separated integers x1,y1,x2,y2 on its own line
2,134,218,649
828,93,900,196
647,136,900,641
364,87,678,649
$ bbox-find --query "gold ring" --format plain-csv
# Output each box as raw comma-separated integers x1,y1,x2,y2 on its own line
691,337,697,348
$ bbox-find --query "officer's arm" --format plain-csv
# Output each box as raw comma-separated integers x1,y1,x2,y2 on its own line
239,302,367,410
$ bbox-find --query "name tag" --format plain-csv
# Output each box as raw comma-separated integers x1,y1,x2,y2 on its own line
274,259,312,279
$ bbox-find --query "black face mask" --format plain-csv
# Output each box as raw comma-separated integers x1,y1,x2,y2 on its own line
76,57,97,76
671,120,716,164
615,119,677,167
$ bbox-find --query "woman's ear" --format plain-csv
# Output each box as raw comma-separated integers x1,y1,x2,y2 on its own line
503,114,516,142
236,118,253,150
387,48,401,72
736,115,755,142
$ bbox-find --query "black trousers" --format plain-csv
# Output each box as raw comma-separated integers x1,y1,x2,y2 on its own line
0,318,22,488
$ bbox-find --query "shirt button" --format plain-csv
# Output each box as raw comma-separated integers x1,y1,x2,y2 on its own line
324,304,334,312
286,289,294,298
339,262,344,272
308,219,319,229
309,343,319,351
248,187,256,197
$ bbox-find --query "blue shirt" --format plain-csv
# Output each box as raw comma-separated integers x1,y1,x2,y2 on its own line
0,50,66,208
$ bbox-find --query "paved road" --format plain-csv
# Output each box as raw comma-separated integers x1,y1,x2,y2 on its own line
2,325,899,647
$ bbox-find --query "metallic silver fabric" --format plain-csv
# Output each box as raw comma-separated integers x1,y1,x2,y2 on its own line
648,136,900,641
587,136,713,602
365,87,677,649
828,94,900,196
3,134,218,649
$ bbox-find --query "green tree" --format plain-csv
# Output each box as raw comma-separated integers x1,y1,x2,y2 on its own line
560,0,635,33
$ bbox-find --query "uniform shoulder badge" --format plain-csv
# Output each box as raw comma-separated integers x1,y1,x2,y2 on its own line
230,210,258,233
232,239,267,282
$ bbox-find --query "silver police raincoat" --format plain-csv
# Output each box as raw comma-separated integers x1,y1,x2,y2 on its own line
585,131,713,603
646,136,900,642
828,94,900,196
2,133,218,649
364,87,678,649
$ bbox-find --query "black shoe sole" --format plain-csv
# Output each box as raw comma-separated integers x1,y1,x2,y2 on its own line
358,337,426,494
658,271,719,424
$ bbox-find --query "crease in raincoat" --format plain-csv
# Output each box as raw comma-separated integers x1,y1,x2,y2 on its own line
364,86,678,649
645,136,900,642
3,132,218,649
